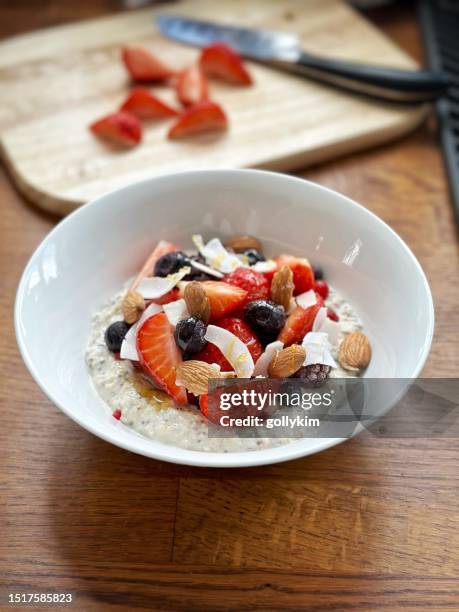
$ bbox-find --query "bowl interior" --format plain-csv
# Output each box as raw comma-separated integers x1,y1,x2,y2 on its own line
15,170,433,467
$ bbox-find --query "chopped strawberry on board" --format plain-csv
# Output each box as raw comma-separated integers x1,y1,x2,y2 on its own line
274,254,315,295
130,240,180,291
278,294,324,346
200,281,247,321
168,100,228,139
195,317,263,371
224,267,270,311
122,45,174,82
137,312,188,405
176,64,208,106
90,111,142,147
200,43,253,85
120,88,178,119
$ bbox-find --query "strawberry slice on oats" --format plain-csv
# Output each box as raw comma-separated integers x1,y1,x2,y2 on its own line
137,312,188,405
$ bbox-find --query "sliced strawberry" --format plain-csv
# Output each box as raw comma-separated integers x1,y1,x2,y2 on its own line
136,312,188,405
195,317,263,371
168,100,228,139
130,240,180,291
200,281,247,321
314,280,329,300
90,111,142,147
274,255,315,295
278,294,324,346
120,88,178,119
122,45,174,82
200,43,252,85
199,393,209,417
224,267,269,308
150,288,180,305
176,64,208,106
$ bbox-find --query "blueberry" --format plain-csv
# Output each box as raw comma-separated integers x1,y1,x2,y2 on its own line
154,251,190,277
174,316,207,355
183,253,213,281
104,321,130,353
244,300,286,343
313,265,324,280
244,248,265,266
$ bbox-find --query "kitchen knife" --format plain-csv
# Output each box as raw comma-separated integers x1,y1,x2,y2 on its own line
156,14,448,103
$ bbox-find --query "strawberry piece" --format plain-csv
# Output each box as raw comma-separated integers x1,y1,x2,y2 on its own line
199,393,209,417
195,317,263,371
200,281,247,321
90,111,142,147
136,312,188,405
176,64,208,106
150,288,180,305
224,267,269,311
120,88,178,119
200,43,252,85
274,255,315,295
314,280,329,300
278,294,324,346
130,240,180,291
168,100,228,139
122,45,174,82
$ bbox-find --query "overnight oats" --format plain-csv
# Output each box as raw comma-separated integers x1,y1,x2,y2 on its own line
86,234,371,452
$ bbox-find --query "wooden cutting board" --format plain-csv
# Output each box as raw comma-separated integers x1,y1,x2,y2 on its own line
0,0,427,215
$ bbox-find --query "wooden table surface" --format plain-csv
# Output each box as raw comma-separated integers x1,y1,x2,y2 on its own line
1,2,458,610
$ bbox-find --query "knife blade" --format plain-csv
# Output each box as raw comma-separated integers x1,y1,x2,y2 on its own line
156,14,301,61
155,14,448,103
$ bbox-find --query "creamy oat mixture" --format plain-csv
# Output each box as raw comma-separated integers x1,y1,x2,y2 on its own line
86,285,361,452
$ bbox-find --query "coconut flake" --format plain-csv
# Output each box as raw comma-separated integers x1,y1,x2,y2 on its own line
189,259,224,279
137,266,191,299
296,289,317,310
312,306,341,347
163,299,189,327
301,331,337,368
120,303,163,361
253,341,284,377
192,235,243,273
205,324,255,378
251,260,277,273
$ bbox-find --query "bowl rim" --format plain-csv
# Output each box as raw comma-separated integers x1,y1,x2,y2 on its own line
14,169,435,467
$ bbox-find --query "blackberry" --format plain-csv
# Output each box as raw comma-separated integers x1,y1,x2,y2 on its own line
244,248,265,266
174,316,207,355
104,321,130,353
244,300,285,344
294,364,331,387
154,251,190,277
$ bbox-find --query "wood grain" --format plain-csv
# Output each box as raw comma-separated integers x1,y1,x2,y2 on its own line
1,2,459,611
0,0,428,214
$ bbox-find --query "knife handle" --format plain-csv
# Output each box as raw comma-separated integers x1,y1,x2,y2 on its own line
278,52,448,103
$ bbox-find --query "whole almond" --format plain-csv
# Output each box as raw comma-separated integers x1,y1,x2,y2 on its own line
338,332,371,372
121,290,145,324
268,345,306,378
175,361,222,395
270,265,294,311
184,281,211,323
224,235,261,253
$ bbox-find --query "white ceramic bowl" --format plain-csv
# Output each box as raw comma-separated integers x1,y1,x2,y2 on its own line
15,170,434,467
